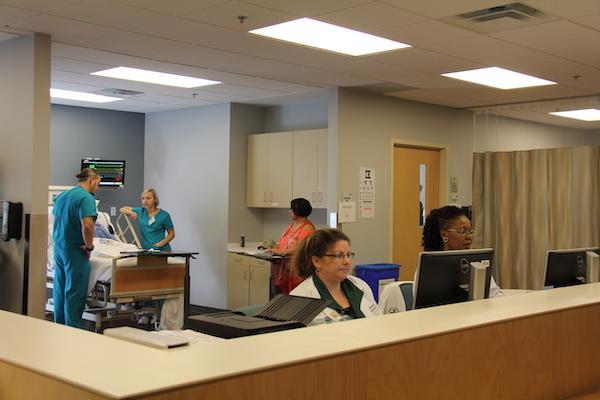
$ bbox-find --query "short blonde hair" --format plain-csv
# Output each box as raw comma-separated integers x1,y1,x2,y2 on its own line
142,188,160,207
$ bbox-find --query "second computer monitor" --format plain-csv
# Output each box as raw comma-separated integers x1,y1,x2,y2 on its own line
414,248,494,310
544,247,599,288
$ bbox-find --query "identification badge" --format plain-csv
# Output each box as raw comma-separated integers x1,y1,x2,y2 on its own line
149,217,155,225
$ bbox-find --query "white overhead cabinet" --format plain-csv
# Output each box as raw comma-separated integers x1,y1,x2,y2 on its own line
293,129,327,208
247,129,327,208
246,132,293,207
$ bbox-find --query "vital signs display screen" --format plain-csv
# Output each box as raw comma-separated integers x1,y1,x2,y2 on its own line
81,159,126,188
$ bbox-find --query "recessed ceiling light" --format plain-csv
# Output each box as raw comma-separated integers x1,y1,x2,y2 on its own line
91,67,221,88
50,88,122,103
442,67,556,89
249,17,410,56
549,109,600,121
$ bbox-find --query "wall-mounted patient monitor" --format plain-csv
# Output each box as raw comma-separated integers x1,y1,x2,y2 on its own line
81,158,126,189
544,247,600,288
413,248,494,309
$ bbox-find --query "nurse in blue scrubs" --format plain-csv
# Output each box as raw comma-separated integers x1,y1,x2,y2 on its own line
120,188,175,251
53,168,100,329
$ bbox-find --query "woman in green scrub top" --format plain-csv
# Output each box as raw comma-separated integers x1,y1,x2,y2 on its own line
290,228,381,325
120,188,175,251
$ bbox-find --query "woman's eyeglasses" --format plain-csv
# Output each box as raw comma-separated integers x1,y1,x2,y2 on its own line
323,252,356,260
447,228,475,236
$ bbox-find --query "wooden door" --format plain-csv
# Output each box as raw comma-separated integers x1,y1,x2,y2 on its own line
393,146,440,281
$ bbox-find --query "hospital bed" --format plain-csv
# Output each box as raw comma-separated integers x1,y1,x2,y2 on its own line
46,186,193,332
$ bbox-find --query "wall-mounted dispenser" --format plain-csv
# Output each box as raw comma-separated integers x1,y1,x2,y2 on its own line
0,201,23,241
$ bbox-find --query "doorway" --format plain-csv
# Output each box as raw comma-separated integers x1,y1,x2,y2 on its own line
392,145,443,280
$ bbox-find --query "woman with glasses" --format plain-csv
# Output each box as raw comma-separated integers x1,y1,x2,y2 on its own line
290,228,381,325
381,206,502,314
422,205,502,297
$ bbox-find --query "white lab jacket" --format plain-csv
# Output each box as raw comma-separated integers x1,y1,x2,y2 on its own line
379,276,503,314
290,275,381,325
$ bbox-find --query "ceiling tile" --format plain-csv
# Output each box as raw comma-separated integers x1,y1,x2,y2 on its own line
13,15,117,44
380,0,502,19
369,48,482,74
0,4,41,25
526,0,600,18
241,0,372,17
52,56,114,73
0,0,83,13
573,13,600,30
111,0,229,16
318,2,427,33
490,20,598,48
185,1,294,32
267,65,378,87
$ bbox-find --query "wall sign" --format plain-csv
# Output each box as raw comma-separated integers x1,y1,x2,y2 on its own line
359,167,375,218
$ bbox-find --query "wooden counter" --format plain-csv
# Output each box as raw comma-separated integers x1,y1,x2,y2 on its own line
2,284,600,399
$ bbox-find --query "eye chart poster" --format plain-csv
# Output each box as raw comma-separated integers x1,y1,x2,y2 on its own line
359,167,375,218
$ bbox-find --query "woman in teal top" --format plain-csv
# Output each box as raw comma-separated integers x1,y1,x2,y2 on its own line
120,188,175,251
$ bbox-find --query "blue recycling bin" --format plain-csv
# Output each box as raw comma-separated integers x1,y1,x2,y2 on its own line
355,263,400,302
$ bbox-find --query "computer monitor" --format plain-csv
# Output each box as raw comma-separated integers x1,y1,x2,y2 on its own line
544,247,600,288
413,248,494,309
81,159,125,188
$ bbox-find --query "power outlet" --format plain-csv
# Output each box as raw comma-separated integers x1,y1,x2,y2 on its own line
110,206,116,216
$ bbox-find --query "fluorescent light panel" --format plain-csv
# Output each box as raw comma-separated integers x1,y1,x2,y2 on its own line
442,67,556,89
249,17,410,56
92,67,221,88
50,88,122,103
550,109,600,121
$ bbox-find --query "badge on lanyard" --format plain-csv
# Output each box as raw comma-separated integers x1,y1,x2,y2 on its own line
149,216,155,225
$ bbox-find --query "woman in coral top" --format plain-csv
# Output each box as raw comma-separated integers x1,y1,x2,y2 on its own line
268,198,316,293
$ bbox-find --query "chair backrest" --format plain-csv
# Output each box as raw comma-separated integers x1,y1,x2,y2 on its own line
399,282,414,311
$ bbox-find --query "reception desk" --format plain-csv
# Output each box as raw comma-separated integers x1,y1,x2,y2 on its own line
1,284,600,399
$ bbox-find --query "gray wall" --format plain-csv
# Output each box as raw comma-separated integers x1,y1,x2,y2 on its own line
50,105,145,215
145,104,230,308
335,88,474,265
228,103,265,243
0,34,50,315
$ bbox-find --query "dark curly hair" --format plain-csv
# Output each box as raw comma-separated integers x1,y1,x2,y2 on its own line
422,206,468,251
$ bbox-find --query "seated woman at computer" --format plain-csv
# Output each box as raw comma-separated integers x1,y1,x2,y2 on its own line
119,188,175,251
290,228,381,325
422,205,502,297
380,205,502,314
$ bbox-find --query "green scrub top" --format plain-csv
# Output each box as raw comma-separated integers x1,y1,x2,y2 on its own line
53,186,97,249
312,274,365,319
132,207,174,251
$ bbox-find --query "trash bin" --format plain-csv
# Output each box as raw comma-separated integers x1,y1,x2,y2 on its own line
355,263,400,302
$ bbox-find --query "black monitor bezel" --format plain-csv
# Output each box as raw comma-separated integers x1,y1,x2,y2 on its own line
543,247,599,288
413,248,494,310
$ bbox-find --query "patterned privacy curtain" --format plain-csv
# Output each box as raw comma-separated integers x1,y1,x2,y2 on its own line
472,146,600,289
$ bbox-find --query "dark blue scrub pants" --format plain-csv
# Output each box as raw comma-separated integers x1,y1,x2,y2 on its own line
53,247,90,329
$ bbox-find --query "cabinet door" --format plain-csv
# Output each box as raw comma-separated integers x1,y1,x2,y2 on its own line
249,265,271,306
246,134,270,207
292,131,318,204
227,263,249,310
268,132,293,207
316,130,328,207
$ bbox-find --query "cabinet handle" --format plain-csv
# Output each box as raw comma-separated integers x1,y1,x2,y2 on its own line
244,270,248,281
249,269,253,281
318,191,323,202
312,192,316,202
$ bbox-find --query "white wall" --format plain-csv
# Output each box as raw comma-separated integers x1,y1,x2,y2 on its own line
334,88,474,265
474,114,589,152
0,34,50,316
145,104,230,308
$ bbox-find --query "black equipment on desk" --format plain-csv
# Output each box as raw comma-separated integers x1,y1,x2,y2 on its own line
188,294,331,339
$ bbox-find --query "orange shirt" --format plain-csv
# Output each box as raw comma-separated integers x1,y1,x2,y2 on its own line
277,220,315,253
